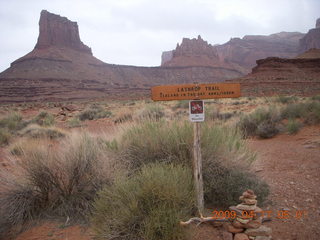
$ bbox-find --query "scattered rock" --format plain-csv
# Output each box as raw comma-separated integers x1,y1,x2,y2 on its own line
227,224,244,233
222,231,233,240
245,225,272,237
234,233,250,240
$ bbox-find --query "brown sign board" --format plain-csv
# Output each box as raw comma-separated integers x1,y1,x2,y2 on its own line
151,83,241,101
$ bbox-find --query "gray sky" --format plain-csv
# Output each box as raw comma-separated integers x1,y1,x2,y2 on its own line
0,0,319,72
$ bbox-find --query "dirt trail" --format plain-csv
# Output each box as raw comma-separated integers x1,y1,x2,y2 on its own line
248,125,320,240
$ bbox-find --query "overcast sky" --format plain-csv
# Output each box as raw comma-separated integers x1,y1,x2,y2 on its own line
0,0,319,72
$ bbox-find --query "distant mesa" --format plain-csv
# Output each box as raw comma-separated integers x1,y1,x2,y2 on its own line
0,11,319,102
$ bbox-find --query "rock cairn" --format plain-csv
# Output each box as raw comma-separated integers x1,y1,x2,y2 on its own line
225,190,272,240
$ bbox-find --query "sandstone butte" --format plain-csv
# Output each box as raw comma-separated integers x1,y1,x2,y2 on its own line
0,10,319,102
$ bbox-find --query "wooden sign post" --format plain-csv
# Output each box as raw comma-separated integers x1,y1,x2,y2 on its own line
151,83,240,215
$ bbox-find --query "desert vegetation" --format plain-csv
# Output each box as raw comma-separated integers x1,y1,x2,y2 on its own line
0,95,319,239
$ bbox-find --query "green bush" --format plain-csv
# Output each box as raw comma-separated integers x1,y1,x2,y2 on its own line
173,100,189,109
0,129,11,146
78,105,112,121
238,107,281,138
203,166,269,207
91,163,194,240
281,101,320,124
281,103,306,119
286,119,301,134
33,111,55,126
110,121,265,207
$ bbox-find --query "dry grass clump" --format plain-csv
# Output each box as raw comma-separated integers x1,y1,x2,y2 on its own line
134,104,165,121
78,104,112,121
20,124,66,139
91,163,195,240
0,133,117,238
32,111,55,126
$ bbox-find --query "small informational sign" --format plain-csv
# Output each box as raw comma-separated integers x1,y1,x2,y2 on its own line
151,83,240,101
189,100,204,122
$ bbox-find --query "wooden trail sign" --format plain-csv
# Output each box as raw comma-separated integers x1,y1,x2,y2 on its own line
151,83,240,101
151,82,241,215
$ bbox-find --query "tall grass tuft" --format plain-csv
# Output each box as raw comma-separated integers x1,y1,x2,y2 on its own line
135,104,165,121
91,163,194,240
0,133,117,238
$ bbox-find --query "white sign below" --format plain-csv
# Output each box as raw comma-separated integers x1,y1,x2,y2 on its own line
189,100,205,122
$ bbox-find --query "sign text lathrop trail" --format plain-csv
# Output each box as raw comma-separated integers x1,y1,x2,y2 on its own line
151,82,241,215
152,83,240,101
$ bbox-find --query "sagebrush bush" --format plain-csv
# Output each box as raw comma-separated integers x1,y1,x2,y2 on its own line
286,119,301,134
91,163,195,240
78,105,112,121
33,111,55,126
281,101,320,124
67,117,82,128
0,133,117,238
238,107,281,138
276,95,297,104
108,121,265,207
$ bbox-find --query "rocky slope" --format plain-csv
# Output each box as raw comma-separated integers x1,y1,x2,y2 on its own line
0,10,242,102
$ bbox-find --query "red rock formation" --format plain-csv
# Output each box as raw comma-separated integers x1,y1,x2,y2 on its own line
0,11,242,102
228,49,320,96
35,10,91,54
162,32,305,75
216,32,304,72
299,18,320,53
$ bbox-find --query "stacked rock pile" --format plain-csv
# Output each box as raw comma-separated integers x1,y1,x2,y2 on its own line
224,190,272,240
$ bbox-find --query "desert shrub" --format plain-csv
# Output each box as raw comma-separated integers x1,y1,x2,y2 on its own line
0,133,116,238
286,119,301,134
206,108,235,121
67,117,82,128
33,111,55,126
20,125,66,139
238,107,281,138
0,112,28,132
311,95,320,101
256,121,279,138
276,95,297,104
78,105,112,121
115,121,193,169
203,166,269,207
110,121,265,207
281,103,306,119
135,104,165,121
91,163,194,240
281,101,320,124
0,129,11,146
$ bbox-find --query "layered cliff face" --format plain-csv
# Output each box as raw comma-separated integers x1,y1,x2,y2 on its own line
299,18,320,53
162,32,305,74
0,10,241,102
228,48,320,96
